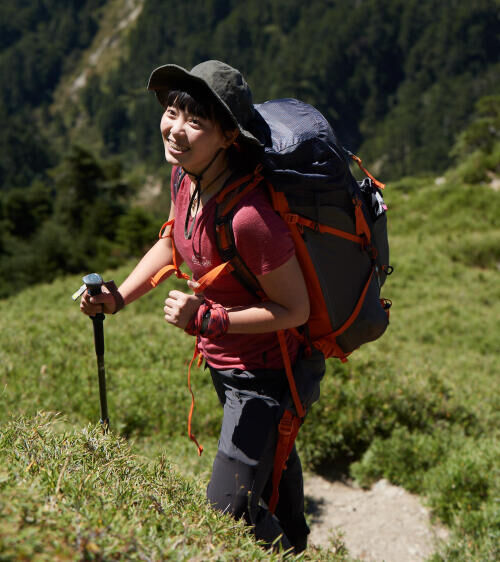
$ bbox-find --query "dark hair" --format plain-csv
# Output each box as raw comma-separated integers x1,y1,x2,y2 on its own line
164,89,263,173
164,89,236,133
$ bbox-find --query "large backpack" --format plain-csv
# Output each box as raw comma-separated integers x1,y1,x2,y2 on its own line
151,97,392,513
215,98,392,362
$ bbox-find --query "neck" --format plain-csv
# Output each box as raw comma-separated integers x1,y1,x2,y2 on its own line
187,152,230,193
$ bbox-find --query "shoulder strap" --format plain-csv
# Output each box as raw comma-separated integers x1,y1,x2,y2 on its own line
214,167,267,300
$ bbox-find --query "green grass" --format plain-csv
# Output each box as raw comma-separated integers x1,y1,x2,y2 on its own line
0,175,499,559
0,412,341,561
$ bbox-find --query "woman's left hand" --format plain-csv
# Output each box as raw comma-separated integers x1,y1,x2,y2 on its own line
164,284,204,329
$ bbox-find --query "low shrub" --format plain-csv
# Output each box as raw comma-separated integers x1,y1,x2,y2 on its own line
423,437,499,528
298,364,479,471
350,426,453,491
425,438,500,561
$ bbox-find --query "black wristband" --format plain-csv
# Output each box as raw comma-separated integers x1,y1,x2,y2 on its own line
104,280,125,314
199,310,211,335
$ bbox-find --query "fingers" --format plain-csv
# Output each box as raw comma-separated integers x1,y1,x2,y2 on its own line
164,290,186,324
164,290,203,329
80,290,115,316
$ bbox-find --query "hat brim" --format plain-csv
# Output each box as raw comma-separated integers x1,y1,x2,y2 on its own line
147,64,262,147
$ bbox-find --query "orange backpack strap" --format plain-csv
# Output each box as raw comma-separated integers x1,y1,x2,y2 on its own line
187,341,204,456
268,331,306,514
313,266,376,362
268,409,302,514
346,150,386,190
150,219,190,287
285,214,366,246
277,331,305,418
193,261,234,293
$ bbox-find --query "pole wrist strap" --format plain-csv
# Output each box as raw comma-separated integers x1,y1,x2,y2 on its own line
104,280,125,314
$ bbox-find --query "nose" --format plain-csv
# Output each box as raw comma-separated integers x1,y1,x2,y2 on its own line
169,117,183,136
164,114,186,140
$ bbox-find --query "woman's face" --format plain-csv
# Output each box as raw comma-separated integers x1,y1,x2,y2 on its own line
160,105,236,174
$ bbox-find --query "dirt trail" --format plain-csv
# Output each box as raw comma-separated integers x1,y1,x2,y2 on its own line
304,475,449,561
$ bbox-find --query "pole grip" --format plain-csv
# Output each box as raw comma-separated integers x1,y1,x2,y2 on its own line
85,273,105,354
83,272,104,298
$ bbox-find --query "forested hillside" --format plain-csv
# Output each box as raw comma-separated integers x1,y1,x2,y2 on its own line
0,0,499,296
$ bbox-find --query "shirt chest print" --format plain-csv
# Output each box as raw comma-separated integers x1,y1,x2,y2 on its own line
191,254,212,268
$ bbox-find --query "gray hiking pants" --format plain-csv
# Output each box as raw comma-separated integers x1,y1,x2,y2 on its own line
206,349,325,554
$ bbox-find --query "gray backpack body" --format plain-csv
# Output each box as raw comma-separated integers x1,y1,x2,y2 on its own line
216,98,392,359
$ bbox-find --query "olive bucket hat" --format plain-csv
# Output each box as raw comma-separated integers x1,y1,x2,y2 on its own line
147,60,262,147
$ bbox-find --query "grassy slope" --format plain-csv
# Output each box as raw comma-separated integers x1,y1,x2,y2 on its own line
0,413,341,560
0,175,499,559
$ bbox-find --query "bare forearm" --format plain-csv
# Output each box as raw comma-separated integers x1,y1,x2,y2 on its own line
119,238,176,305
225,255,310,334
226,300,309,334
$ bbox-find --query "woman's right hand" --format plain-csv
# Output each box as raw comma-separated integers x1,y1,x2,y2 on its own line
80,288,116,316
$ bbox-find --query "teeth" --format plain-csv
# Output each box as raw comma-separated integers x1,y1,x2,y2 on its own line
168,139,189,152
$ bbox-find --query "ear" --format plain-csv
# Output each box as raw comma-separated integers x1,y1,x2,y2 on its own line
222,129,239,148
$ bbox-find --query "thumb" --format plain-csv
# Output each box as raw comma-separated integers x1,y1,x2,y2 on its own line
187,279,201,292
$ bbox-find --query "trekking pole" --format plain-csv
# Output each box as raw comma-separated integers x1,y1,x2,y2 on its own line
72,273,109,433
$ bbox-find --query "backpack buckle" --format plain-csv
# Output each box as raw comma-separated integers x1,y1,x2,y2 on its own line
285,213,299,224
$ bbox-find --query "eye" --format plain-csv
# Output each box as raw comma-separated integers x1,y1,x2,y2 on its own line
165,107,177,118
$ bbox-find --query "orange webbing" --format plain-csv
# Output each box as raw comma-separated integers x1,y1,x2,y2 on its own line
265,183,332,342
216,172,253,202
331,267,375,338
216,164,263,204
150,265,190,288
150,218,190,287
350,153,386,190
354,197,372,245
269,331,305,512
313,337,350,363
313,267,375,360
277,330,305,418
287,214,365,245
218,170,264,217
268,409,302,514
216,220,232,249
159,219,175,239
193,261,234,293
267,186,289,215
284,217,331,341
183,262,235,459
187,342,204,456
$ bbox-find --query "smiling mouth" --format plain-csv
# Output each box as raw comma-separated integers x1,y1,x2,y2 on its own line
168,139,189,152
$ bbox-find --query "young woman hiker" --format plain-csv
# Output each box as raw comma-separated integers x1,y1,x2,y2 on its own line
80,60,325,553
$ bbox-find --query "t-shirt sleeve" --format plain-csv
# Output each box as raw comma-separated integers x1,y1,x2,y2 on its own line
232,189,295,276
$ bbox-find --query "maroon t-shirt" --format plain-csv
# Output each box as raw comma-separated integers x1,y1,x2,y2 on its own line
171,168,299,370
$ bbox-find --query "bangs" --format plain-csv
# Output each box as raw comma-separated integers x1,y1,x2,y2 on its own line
165,89,211,120
163,89,236,132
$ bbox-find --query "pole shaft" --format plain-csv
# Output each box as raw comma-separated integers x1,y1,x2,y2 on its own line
96,355,109,430
87,277,109,434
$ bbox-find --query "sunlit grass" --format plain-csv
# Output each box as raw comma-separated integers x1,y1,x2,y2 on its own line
0,176,499,559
